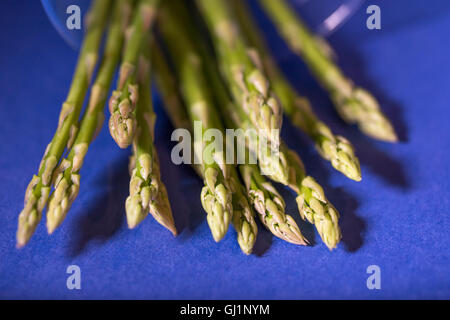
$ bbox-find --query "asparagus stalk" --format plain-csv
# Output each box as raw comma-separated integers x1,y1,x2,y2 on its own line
154,67,257,254
240,164,307,245
159,12,233,242
230,0,361,181
215,88,305,246
153,19,303,250
283,144,341,250
216,78,341,247
108,0,159,148
259,0,397,142
163,1,339,249
205,0,340,248
206,57,289,184
163,1,288,185
125,37,176,235
152,41,191,132
153,38,257,253
161,3,306,248
46,0,132,234
195,0,283,148
228,169,258,254
16,0,111,247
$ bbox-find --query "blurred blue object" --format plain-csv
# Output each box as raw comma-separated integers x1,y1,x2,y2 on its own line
41,0,365,49
41,0,91,48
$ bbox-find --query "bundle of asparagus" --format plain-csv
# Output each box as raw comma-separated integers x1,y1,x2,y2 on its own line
16,0,397,254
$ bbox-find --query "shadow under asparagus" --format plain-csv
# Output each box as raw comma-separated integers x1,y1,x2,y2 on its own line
67,153,129,257
252,221,273,256
152,103,206,236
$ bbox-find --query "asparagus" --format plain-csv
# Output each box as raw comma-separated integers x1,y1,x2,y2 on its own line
125,37,176,235
209,61,289,184
228,169,258,254
161,3,305,248
240,164,307,245
16,0,111,247
259,0,397,142
154,45,257,254
208,72,309,247
109,0,159,148
286,98,361,181
195,0,283,148
153,34,258,253
222,104,341,247
159,12,233,242
46,0,132,234
230,0,361,181
224,106,338,247
152,42,191,133
163,1,288,185
185,5,338,245
284,145,341,250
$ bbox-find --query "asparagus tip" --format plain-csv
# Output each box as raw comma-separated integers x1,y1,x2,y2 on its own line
125,194,148,229
16,224,34,249
360,119,398,143
149,187,178,237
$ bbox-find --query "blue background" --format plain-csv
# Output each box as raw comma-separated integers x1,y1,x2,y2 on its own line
0,0,449,299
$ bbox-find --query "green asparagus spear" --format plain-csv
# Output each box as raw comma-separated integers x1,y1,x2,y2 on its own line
152,42,191,132
162,1,288,185
205,0,341,248
46,0,132,234
228,169,258,254
154,13,304,249
164,2,340,249
230,0,361,181
284,145,341,250
195,0,283,148
240,164,307,245
125,37,177,235
259,0,397,142
209,70,305,246
17,0,111,247
153,37,258,253
109,0,159,148
161,3,306,248
159,11,233,242
153,56,257,253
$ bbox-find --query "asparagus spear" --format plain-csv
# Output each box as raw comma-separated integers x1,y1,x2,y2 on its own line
153,37,257,253
259,0,397,142
46,0,132,234
230,0,361,181
201,0,340,248
153,19,303,250
125,37,176,235
165,2,289,184
240,164,307,245
16,0,111,247
284,145,341,250
228,169,258,254
152,42,191,133
162,1,288,185
195,0,283,148
214,64,341,247
159,12,233,242
161,3,306,248
211,73,305,245
109,0,159,148
163,2,340,249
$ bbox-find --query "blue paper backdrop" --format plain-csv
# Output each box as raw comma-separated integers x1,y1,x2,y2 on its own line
0,0,449,299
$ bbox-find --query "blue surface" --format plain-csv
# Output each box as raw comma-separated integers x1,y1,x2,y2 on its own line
0,0,449,299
